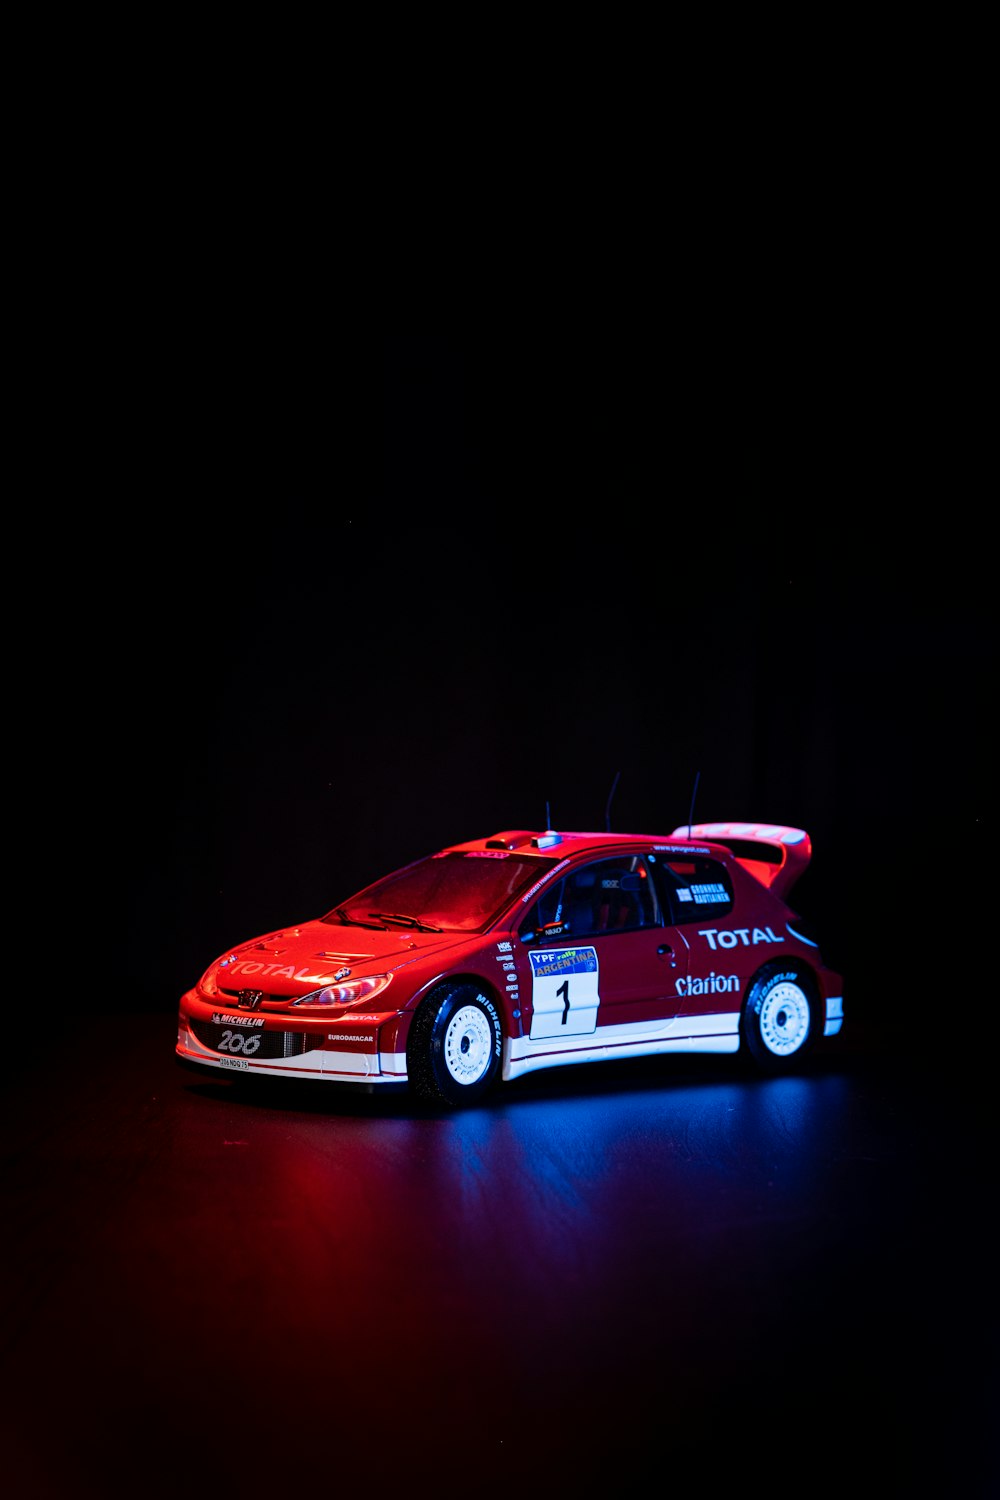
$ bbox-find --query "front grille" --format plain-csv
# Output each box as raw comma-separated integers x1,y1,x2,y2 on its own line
219,987,285,1006
190,1021,312,1060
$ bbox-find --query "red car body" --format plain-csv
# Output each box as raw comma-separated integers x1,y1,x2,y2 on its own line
176,821,844,1106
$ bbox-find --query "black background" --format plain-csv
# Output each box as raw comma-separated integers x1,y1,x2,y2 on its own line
11,332,994,1497
95,333,988,1062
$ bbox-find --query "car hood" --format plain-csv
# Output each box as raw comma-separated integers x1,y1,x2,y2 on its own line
212,920,472,996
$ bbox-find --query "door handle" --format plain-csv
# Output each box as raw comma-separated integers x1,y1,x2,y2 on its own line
657,943,676,967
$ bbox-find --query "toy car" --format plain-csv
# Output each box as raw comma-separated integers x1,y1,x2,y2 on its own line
176,821,844,1106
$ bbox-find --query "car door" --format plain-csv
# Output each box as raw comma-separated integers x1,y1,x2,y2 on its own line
518,854,689,1041
648,851,745,1019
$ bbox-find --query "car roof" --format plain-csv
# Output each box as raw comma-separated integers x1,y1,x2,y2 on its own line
443,823,812,899
445,830,727,859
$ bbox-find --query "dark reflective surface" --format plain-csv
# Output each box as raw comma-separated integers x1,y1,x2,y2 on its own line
1,1014,992,1497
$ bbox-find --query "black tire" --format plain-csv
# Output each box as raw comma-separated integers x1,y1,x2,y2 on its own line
741,961,818,1072
407,982,503,1107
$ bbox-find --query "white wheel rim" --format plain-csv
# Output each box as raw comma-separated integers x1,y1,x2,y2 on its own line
443,1004,492,1086
759,982,811,1056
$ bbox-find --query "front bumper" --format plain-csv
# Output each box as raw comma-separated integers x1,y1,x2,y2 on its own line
176,991,410,1085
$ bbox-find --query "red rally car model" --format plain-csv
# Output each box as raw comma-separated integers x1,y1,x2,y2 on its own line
177,821,844,1107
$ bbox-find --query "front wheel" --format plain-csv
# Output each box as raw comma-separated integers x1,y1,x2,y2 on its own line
741,962,817,1072
407,983,503,1107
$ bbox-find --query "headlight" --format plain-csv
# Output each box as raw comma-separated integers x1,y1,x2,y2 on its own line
198,953,240,1000
291,974,392,1009
198,966,220,999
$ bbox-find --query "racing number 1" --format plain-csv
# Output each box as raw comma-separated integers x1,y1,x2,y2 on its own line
528,945,599,1040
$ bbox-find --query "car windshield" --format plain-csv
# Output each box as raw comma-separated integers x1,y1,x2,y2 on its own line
323,851,557,934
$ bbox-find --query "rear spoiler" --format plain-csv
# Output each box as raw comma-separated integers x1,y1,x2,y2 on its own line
668,820,811,900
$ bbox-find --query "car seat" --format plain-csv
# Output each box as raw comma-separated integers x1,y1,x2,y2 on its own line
596,874,638,931
564,868,598,936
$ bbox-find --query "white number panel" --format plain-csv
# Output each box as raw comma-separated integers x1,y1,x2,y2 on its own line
528,947,600,1040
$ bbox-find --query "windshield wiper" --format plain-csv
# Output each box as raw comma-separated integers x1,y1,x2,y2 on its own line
368,911,442,932
331,906,387,930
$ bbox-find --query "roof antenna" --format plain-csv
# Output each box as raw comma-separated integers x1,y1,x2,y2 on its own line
605,770,621,832
545,800,552,830
687,769,701,839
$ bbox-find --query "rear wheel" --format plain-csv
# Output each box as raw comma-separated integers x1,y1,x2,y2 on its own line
741,961,817,1072
408,982,503,1107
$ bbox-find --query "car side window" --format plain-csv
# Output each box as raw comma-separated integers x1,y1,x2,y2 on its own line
519,856,660,941
650,856,734,923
